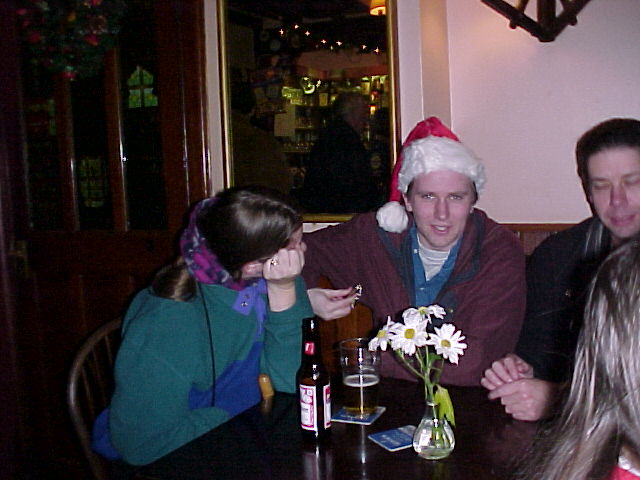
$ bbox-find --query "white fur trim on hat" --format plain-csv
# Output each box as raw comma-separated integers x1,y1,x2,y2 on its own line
398,136,486,195
376,201,408,233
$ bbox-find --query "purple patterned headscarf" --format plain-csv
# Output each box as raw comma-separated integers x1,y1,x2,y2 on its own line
179,197,248,291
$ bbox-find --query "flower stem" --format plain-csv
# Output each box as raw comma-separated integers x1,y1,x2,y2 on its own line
395,350,423,379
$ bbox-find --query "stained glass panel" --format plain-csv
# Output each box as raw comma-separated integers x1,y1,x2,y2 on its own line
22,64,63,230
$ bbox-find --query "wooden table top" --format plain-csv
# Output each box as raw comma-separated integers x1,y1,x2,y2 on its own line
124,378,538,480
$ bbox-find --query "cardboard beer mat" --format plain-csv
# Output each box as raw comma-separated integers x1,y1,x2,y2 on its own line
331,406,386,425
368,425,416,452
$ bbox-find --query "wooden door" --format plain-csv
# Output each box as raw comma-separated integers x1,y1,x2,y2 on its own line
7,1,210,477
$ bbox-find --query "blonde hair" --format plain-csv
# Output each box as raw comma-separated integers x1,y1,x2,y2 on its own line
520,240,640,480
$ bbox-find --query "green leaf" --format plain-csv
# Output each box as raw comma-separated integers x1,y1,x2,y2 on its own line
427,351,441,364
434,385,455,427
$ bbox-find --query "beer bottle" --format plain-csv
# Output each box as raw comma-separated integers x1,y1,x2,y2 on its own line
297,316,331,442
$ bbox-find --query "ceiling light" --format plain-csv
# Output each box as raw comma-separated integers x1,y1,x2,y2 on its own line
370,0,386,16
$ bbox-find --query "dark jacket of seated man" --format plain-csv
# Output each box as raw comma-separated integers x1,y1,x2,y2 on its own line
515,216,610,383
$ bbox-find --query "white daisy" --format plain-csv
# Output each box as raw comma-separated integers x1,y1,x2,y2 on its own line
391,311,429,355
403,307,425,324
425,305,446,321
425,323,467,364
368,316,397,351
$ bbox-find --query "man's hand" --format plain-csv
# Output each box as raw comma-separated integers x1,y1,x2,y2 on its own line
486,378,560,422
307,287,358,320
481,353,533,390
480,353,559,421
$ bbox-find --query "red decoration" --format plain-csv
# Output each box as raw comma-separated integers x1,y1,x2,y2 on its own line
17,0,126,80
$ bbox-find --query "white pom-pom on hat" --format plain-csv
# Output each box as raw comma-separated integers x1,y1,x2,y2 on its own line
376,201,408,233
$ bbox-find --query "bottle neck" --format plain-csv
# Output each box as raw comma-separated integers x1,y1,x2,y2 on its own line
303,339,318,357
302,317,323,361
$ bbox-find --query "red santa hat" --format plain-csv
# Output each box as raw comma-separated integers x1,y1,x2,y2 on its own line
376,117,486,233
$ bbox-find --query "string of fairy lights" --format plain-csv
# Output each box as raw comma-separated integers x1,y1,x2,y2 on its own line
265,21,384,55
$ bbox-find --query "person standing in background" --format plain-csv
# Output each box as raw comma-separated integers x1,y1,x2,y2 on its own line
299,92,379,213
231,82,292,195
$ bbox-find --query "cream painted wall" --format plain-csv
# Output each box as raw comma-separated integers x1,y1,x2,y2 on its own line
398,0,453,153
396,0,426,135
205,1,640,224
204,1,225,194
445,0,640,222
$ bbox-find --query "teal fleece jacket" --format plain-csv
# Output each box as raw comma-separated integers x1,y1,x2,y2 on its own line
108,276,312,465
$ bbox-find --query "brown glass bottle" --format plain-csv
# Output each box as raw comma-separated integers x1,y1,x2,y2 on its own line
297,316,331,442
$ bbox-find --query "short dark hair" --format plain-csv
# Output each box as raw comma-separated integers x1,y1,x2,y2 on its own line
576,118,640,195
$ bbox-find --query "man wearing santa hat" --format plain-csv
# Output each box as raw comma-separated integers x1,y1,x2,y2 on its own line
304,117,526,386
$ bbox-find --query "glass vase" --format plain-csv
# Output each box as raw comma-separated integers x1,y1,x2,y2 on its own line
412,393,455,460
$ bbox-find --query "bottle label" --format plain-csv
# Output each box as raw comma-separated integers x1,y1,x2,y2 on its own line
300,384,317,431
303,341,315,355
323,384,331,429
300,383,332,431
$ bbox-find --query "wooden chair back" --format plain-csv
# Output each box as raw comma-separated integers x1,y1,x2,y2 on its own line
67,318,122,480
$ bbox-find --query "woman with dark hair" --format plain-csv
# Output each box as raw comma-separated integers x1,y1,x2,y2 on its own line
519,240,640,480
93,186,312,466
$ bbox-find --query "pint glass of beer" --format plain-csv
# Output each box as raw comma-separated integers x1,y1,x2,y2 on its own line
339,338,380,417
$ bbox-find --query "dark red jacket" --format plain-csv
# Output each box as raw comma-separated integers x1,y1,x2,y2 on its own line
303,209,526,386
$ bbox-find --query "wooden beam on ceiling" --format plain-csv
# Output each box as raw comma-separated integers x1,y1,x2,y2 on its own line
481,0,592,42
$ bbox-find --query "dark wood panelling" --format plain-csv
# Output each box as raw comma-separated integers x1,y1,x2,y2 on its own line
504,223,573,256
9,1,210,478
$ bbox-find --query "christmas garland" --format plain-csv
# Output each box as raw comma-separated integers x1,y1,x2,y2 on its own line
17,0,126,80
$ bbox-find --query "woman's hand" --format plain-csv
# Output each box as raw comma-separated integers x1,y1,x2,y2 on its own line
264,244,305,312
307,287,359,320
